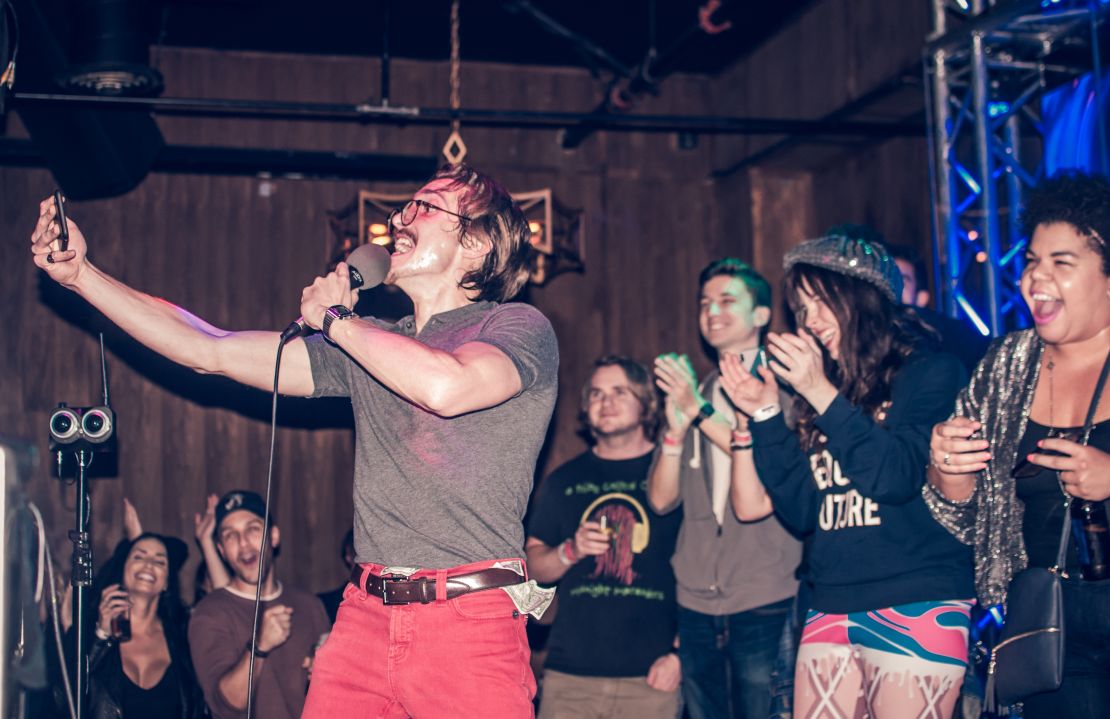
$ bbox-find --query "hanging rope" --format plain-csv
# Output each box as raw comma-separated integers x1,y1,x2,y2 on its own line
442,0,467,164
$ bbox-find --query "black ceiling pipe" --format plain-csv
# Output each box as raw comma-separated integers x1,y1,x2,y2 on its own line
10,91,925,138
0,138,438,182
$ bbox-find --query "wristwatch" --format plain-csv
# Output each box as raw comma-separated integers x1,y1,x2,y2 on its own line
690,401,714,429
322,305,354,342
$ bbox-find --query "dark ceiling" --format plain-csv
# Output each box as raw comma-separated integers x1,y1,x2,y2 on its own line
158,0,817,76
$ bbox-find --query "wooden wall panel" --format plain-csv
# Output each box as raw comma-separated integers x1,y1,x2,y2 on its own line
706,0,936,313
708,0,930,168
749,168,818,331
810,136,935,287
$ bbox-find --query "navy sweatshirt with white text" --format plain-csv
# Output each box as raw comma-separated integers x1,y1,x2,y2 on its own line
750,350,974,614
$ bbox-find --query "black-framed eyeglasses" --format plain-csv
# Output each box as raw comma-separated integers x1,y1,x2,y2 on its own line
388,199,473,232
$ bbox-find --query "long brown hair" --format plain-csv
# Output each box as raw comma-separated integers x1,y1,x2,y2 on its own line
784,263,932,449
431,163,533,302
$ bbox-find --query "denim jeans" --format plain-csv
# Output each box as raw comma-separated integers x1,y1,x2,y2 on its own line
767,592,804,719
677,598,792,719
1020,578,1110,718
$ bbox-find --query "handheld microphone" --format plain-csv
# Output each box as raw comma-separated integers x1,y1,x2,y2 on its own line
280,244,391,343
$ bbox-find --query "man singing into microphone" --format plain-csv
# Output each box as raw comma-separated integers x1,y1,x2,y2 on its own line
31,164,559,717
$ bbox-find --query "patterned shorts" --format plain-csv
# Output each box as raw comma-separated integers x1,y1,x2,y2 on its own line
794,600,973,719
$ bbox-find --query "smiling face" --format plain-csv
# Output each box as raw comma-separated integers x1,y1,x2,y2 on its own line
796,279,842,361
123,537,169,597
216,511,279,587
698,276,768,354
1021,221,1110,346
586,364,647,440
386,178,476,292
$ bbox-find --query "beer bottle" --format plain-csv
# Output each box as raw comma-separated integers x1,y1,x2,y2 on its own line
1070,500,1110,581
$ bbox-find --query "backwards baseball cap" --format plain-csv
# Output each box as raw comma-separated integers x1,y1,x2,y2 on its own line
214,489,273,531
783,234,903,303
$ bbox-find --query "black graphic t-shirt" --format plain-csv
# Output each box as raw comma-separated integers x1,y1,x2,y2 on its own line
528,449,683,677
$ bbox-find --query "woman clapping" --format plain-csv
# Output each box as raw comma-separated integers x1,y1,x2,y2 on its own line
720,234,975,719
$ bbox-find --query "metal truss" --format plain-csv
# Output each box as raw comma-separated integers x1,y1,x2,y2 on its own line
925,0,1109,335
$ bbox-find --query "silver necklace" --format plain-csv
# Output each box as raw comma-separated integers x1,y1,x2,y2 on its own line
1045,349,1070,499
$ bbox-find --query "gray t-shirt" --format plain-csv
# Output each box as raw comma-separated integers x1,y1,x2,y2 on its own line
305,301,559,568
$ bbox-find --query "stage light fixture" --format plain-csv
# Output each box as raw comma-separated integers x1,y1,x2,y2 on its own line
48,404,116,450
49,407,81,445
54,0,164,96
81,408,114,443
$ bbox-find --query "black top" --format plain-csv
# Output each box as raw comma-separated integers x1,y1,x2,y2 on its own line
120,663,183,718
528,450,683,677
751,350,975,613
1015,419,1110,571
914,307,990,375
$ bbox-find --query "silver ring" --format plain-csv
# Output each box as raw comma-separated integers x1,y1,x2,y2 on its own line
943,452,951,466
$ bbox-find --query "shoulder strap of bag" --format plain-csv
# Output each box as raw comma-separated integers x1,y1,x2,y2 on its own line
1080,350,1110,446
1053,349,1110,571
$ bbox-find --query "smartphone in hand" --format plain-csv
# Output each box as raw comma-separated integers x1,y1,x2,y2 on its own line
53,190,69,252
1011,431,1075,478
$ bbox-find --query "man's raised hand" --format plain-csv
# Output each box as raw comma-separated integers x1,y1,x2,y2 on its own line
299,263,357,331
31,196,87,285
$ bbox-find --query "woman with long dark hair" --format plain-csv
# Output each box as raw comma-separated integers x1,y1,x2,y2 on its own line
719,235,975,718
927,170,1110,717
67,532,205,718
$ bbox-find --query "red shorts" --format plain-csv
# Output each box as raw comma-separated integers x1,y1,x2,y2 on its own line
302,559,535,719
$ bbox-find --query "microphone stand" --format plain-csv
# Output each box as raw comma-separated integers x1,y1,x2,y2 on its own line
67,449,94,719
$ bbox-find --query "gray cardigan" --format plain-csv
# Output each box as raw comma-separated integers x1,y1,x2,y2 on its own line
923,329,1043,606
655,371,802,616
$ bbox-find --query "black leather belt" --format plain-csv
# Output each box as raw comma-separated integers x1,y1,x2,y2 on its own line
349,566,524,605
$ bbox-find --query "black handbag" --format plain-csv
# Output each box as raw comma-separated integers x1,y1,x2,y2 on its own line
986,350,1110,710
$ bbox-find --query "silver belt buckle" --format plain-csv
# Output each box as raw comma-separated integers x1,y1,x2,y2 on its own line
381,575,431,605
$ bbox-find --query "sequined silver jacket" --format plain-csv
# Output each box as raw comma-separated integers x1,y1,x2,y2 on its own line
923,329,1042,606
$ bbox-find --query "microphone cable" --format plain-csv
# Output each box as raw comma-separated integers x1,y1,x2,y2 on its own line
245,336,288,719
241,245,387,716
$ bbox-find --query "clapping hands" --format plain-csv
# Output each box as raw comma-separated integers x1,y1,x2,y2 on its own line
718,352,777,416
654,353,704,437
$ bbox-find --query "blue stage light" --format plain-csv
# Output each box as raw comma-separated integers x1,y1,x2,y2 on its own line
956,293,992,337
988,101,1010,118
